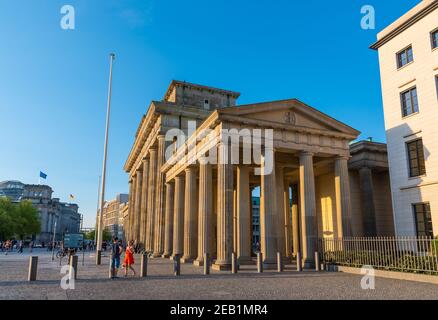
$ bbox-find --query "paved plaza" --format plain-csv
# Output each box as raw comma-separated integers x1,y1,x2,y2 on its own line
0,249,438,300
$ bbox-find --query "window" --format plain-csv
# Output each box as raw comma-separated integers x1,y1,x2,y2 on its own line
397,46,413,68
431,29,438,49
203,99,210,110
436,76,438,99
401,87,419,117
406,139,426,177
413,203,433,237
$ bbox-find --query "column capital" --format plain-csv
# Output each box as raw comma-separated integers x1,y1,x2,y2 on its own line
299,151,314,158
157,134,166,141
335,155,350,161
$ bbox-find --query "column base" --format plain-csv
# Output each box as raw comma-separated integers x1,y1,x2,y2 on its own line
193,259,204,267
212,262,231,271
181,257,194,264
152,252,163,258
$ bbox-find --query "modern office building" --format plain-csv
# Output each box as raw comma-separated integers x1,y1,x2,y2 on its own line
99,194,129,240
371,0,438,236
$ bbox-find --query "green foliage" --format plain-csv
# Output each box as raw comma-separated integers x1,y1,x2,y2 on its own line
0,197,40,240
84,228,112,241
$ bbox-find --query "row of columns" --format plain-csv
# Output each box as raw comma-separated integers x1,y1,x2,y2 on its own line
127,140,352,270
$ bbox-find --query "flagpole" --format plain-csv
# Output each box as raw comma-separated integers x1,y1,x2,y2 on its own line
96,53,115,265
94,175,101,245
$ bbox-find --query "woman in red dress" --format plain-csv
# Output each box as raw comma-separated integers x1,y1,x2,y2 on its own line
123,240,136,277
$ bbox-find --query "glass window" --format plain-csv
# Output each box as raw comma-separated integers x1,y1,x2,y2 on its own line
406,139,426,177
413,203,433,237
397,46,413,68
401,87,419,117
431,29,438,49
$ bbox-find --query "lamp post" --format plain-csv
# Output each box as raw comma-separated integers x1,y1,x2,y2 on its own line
51,220,57,261
96,53,115,265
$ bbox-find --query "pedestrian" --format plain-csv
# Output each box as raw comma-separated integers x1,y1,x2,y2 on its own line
122,240,136,277
18,240,24,254
29,241,34,253
110,237,121,279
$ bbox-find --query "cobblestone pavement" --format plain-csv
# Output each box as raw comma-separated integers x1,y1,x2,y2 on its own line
1,249,438,300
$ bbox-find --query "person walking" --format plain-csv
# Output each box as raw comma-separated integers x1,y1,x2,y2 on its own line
122,240,136,277
29,241,34,253
110,237,122,279
18,241,24,254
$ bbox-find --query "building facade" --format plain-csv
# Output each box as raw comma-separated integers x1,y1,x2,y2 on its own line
371,0,438,237
0,181,82,243
124,80,394,270
99,194,129,240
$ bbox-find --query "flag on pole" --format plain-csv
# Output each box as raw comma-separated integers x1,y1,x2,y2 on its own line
39,171,47,179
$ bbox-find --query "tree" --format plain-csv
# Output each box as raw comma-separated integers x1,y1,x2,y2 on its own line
0,198,15,240
84,229,112,241
0,197,40,240
14,201,40,239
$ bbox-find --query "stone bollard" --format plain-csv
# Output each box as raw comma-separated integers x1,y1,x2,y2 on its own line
296,252,302,272
277,252,283,272
314,252,320,271
174,254,181,276
231,252,238,274
28,256,38,281
257,252,263,273
141,253,148,277
69,255,78,280
96,250,102,265
203,253,210,275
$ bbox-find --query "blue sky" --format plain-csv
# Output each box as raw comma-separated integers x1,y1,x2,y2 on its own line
0,0,420,227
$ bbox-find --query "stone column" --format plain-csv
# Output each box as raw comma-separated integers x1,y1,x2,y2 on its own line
335,156,352,238
291,184,300,256
128,176,136,242
284,181,292,258
359,167,377,236
275,165,286,257
260,149,278,268
182,167,198,263
133,167,143,242
299,152,317,269
195,162,212,266
139,158,149,247
154,135,167,257
213,142,234,271
237,166,252,264
145,148,157,253
172,176,185,257
162,181,175,258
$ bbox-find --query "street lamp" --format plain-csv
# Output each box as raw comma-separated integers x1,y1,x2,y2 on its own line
96,53,115,265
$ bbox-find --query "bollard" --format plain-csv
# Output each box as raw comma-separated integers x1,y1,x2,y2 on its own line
141,253,148,277
231,252,238,274
96,250,102,265
109,256,114,279
203,253,210,275
277,252,283,272
296,252,302,272
257,252,263,273
28,256,38,281
174,254,181,276
69,255,78,280
314,252,320,271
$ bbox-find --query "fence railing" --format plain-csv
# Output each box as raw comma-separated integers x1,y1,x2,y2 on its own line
318,237,438,275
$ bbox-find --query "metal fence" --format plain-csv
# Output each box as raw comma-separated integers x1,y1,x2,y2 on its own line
318,237,438,275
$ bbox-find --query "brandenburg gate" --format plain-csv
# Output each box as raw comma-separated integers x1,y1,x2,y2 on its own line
124,80,360,269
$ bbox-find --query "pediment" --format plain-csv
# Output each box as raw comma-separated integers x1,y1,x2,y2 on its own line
218,99,360,138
